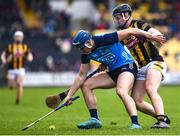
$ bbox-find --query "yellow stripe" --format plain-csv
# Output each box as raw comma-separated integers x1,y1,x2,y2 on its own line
130,50,137,61
155,61,164,69
154,65,162,74
142,23,149,30
8,44,11,53
134,21,138,28
24,45,27,53
134,45,146,65
19,45,23,68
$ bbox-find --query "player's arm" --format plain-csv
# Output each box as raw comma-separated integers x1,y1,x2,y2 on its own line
23,44,33,62
137,20,165,47
65,63,90,104
1,51,7,64
148,28,162,35
147,28,165,48
117,28,166,44
26,52,33,62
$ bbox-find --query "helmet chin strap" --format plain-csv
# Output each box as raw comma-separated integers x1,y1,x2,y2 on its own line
117,13,131,30
84,39,93,49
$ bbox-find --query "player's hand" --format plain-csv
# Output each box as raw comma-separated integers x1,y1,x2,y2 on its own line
64,95,73,106
98,64,107,72
149,34,166,45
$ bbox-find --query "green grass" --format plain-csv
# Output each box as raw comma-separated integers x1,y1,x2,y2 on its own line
0,86,180,135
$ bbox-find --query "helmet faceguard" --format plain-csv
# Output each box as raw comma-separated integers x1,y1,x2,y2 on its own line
72,30,92,49
112,4,132,29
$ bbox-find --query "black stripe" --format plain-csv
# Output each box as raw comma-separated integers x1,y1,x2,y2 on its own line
138,43,150,63
148,42,163,61
17,57,20,69
13,44,15,69
22,44,25,51
154,64,163,69
132,48,143,66
11,44,13,53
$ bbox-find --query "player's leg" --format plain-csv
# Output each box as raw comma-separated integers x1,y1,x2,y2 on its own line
8,78,16,90
15,69,25,104
116,71,141,128
77,72,115,129
131,80,156,117
108,63,141,128
81,72,115,109
146,69,164,115
7,70,16,90
145,62,170,128
15,75,23,104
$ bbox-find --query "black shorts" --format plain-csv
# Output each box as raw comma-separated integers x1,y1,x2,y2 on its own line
107,63,137,83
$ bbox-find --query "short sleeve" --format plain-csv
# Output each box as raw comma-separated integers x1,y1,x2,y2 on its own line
23,44,30,54
136,20,151,31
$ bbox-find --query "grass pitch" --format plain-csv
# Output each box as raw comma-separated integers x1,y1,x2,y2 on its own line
0,86,180,135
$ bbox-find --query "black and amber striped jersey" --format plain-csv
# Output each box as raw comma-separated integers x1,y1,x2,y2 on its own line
5,43,30,69
121,20,164,68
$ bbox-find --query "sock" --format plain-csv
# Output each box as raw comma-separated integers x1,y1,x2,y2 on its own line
58,92,67,100
131,115,139,125
89,109,99,120
156,115,165,122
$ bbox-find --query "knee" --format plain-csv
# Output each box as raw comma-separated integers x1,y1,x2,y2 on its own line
8,82,15,89
132,95,142,107
81,81,93,92
145,84,155,96
16,81,22,88
9,85,14,90
116,88,127,99
135,99,143,109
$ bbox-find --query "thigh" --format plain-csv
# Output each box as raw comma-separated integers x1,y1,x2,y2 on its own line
7,70,15,80
83,72,116,89
8,78,15,85
147,61,167,81
16,75,24,84
146,68,162,90
16,69,25,84
116,72,135,92
131,80,146,101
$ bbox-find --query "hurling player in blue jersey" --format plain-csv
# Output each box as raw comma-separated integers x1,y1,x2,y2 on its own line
64,28,165,129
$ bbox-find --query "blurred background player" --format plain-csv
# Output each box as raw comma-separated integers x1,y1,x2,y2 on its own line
1,31,33,104
112,4,170,128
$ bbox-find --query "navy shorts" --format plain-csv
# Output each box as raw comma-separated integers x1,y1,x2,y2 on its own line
107,63,137,83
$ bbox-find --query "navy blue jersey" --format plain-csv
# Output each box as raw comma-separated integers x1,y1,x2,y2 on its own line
81,32,134,71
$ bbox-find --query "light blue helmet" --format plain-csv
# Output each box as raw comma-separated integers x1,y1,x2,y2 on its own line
72,30,91,49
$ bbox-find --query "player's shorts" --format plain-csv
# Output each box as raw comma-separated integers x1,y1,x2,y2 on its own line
107,63,137,83
137,61,167,81
7,68,25,80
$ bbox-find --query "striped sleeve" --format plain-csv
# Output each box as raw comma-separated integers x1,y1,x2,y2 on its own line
23,44,30,54
136,20,151,31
